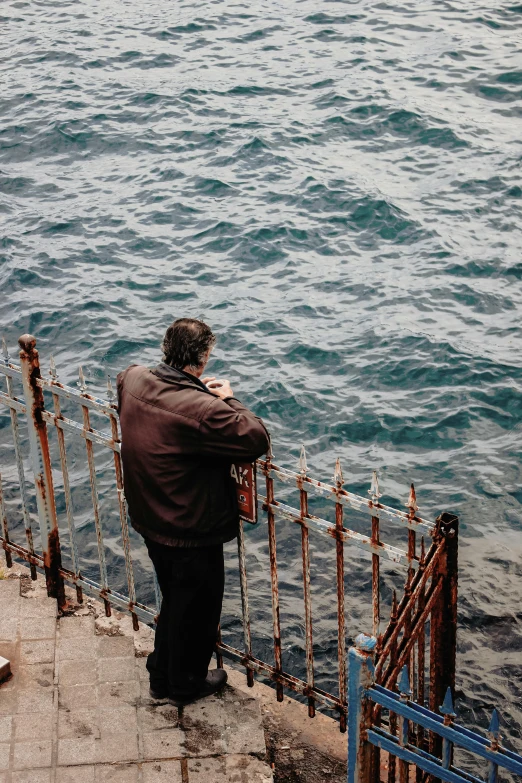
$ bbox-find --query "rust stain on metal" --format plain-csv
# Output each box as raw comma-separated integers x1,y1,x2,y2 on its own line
385,578,444,688
403,566,413,714
46,527,66,609
81,402,111,617
18,335,66,609
416,537,426,760
371,515,380,637
334,473,347,733
237,518,255,688
216,639,347,716
110,413,138,631
299,478,315,718
429,513,458,759
266,450,284,702
1,540,44,568
51,388,83,604
388,594,399,783
377,538,445,675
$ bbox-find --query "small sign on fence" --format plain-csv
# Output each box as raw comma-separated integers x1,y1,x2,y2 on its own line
231,461,257,524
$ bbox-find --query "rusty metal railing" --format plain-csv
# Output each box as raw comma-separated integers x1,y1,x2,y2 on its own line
371,512,459,780
0,334,458,734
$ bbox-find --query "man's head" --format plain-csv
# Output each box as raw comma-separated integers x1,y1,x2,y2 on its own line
162,318,216,377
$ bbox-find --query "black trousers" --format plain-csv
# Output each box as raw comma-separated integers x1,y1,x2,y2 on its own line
145,538,225,696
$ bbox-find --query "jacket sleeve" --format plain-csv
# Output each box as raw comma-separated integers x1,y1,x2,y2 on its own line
198,396,270,459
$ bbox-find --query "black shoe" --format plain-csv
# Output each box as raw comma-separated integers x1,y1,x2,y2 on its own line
149,686,169,704
169,668,228,708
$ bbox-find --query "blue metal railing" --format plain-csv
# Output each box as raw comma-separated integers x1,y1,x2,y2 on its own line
348,635,522,783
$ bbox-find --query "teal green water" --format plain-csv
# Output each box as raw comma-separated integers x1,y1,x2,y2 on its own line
1,0,521,747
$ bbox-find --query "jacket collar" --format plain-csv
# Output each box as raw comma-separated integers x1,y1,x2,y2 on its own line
151,362,211,393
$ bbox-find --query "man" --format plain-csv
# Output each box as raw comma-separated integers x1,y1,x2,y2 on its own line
117,318,270,706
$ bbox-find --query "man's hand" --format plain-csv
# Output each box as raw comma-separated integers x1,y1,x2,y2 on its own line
202,377,234,400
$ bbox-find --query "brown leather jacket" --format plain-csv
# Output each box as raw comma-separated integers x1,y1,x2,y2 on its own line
117,363,270,547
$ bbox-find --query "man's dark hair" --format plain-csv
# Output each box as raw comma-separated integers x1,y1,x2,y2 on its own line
162,318,216,370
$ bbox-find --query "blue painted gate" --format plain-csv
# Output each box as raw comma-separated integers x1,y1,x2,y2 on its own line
348,634,522,783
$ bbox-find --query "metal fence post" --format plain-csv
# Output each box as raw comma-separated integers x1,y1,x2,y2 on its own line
429,512,458,756
348,633,377,783
18,334,66,608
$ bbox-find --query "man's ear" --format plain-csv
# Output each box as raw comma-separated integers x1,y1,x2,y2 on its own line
195,359,207,378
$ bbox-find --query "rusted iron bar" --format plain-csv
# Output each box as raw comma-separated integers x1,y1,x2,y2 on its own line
388,592,399,783
417,538,426,768
217,640,346,718
371,516,380,638
65,568,155,619
406,485,418,565
0,362,23,382
301,522,315,715
0,390,25,414
38,374,116,417
334,459,347,733
404,486,416,716
43,410,121,451
108,410,139,631
404,568,413,664
260,461,434,534
391,535,440,623
36,543,155,617
50,381,83,604
78,581,153,622
0,390,121,453
4,423,37,578
369,471,382,640
382,578,444,690
429,513,459,760
1,360,115,417
18,335,66,608
2,341,37,579
403,567,414,753
376,539,445,676
406,489,417,728
408,530,416,561
298,447,315,717
0,380,120,454
80,397,111,617
264,445,284,701
0,514,154,624
0,391,122,452
0,538,44,569
237,519,254,687
0,475,13,568
64,568,155,623
262,498,410,563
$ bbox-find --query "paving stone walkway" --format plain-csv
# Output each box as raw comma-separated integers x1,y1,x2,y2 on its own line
0,575,273,782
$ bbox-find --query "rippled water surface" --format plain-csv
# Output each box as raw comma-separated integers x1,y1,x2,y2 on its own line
1,0,521,749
